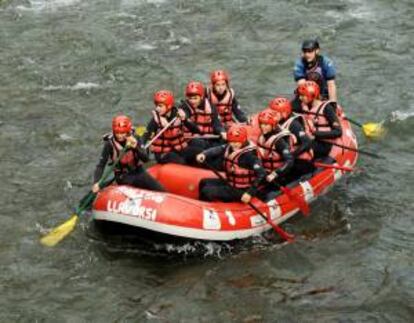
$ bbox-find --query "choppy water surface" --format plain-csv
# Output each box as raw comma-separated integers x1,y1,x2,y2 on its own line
1,0,413,321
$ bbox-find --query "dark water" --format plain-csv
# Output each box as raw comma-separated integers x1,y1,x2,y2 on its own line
1,0,413,321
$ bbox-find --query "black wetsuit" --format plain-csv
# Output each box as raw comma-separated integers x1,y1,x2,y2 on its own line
94,135,165,192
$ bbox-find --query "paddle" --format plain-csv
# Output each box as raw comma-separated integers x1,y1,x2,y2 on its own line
40,117,178,247
300,110,385,139
313,162,354,172
317,139,384,159
201,162,294,242
40,147,127,247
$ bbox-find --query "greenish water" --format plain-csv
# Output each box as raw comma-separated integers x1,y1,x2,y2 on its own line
1,0,413,321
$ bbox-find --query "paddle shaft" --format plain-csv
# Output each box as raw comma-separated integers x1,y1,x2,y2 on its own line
314,162,354,172
144,117,178,149
299,110,363,128
203,163,294,241
318,139,383,159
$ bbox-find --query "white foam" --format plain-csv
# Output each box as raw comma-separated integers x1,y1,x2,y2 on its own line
17,0,81,12
43,82,100,91
390,110,414,122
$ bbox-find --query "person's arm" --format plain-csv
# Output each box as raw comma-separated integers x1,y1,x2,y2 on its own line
141,118,159,144
273,138,294,177
231,97,248,123
327,80,337,102
323,56,337,102
239,152,266,197
289,119,313,157
293,58,306,84
93,141,112,183
210,104,225,135
204,144,227,160
314,104,342,139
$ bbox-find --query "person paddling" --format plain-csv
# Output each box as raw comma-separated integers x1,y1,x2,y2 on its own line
92,115,165,193
296,81,343,159
268,97,315,180
142,90,203,165
206,70,248,128
197,125,266,203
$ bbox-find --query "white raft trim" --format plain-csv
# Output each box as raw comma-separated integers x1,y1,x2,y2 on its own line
93,208,298,241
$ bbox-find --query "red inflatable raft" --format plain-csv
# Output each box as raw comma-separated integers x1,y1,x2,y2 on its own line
92,115,358,241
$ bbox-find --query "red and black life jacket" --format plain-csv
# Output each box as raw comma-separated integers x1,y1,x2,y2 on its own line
186,98,215,135
223,143,257,189
207,87,235,127
104,132,143,174
257,129,293,173
150,111,188,154
280,114,314,161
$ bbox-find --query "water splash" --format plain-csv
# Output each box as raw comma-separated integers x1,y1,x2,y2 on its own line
389,110,414,123
43,82,101,91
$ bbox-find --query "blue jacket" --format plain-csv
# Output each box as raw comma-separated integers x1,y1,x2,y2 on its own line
293,55,336,98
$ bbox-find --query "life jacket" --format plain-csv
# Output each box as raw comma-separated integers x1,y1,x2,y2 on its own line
257,129,293,173
150,111,188,154
104,132,143,174
186,98,215,135
280,114,314,161
207,87,235,127
301,100,344,158
223,143,257,189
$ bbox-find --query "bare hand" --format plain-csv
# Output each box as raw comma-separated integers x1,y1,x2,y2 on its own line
196,153,206,164
92,183,100,193
126,135,137,148
177,108,186,121
241,192,252,204
221,132,227,140
266,171,278,182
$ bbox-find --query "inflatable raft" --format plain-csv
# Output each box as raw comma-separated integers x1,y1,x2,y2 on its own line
92,115,358,242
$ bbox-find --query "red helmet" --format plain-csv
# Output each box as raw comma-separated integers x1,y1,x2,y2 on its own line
297,81,320,101
154,90,174,111
258,109,279,127
210,70,229,84
268,97,292,117
112,115,132,134
185,81,205,97
227,125,248,144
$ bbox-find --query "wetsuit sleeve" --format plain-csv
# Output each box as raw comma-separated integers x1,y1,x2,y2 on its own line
142,118,159,145
322,56,336,80
314,104,342,139
183,119,201,134
93,141,112,183
273,138,294,177
239,151,266,196
178,100,192,119
289,119,313,157
210,104,225,134
231,97,248,123
203,144,227,160
293,58,306,81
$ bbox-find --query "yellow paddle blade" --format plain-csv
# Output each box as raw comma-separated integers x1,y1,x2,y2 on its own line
40,214,79,247
135,126,146,137
362,122,386,139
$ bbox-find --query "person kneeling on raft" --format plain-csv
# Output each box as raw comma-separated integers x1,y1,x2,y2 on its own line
142,90,203,165
268,96,315,181
256,109,294,191
92,115,165,193
197,125,266,204
296,81,342,159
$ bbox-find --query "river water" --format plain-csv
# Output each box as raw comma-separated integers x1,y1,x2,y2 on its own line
1,0,413,321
